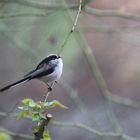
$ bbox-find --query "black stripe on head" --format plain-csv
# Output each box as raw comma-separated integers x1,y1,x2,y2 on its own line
46,54,58,62
36,54,58,69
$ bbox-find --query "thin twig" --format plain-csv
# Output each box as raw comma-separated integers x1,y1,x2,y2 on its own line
43,82,55,102
65,17,135,138
58,0,82,55
51,120,136,140
84,6,140,21
107,92,140,108
2,0,140,21
0,0,79,10
63,4,123,131
80,42,123,132
58,81,106,131
0,128,33,140
0,11,56,19
60,80,140,110
51,120,120,137
58,81,87,114
0,112,16,118
56,0,138,139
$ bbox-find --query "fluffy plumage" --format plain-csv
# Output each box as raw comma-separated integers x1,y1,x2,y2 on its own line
0,54,63,92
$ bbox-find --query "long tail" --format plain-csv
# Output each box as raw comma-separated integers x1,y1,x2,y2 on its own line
0,76,31,92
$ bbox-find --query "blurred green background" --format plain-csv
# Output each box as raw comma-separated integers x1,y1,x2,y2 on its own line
0,0,140,140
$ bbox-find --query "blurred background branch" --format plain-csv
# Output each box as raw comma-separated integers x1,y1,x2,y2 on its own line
0,0,90,9
0,111,136,139
58,0,82,55
0,11,56,19
0,0,140,140
61,3,137,140
84,6,140,21
0,127,33,140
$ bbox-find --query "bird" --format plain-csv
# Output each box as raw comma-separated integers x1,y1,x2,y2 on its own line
0,54,63,92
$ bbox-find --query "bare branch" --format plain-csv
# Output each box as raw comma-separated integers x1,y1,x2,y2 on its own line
0,128,33,140
84,6,140,21
0,11,56,19
51,120,136,140
107,92,140,108
58,0,82,55
0,0,79,10
0,111,136,139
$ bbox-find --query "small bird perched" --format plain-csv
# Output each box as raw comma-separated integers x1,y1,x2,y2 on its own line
0,54,63,92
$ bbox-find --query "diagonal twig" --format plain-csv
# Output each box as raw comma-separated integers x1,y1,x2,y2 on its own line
58,0,82,55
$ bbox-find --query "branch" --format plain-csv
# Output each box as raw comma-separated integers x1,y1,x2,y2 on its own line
107,92,140,108
34,114,52,140
62,1,123,133
59,81,87,114
0,111,120,137
80,44,123,133
0,112,16,118
51,120,119,137
0,111,136,139
0,128,33,140
0,0,79,10
58,81,106,134
0,11,56,19
51,120,136,140
84,6,140,21
58,0,82,55
65,16,137,138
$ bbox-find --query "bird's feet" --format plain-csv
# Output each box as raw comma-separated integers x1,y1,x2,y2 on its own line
48,86,52,91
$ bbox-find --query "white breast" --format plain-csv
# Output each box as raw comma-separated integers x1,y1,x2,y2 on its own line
42,58,63,84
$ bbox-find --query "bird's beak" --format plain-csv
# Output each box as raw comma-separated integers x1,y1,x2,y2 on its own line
58,55,61,58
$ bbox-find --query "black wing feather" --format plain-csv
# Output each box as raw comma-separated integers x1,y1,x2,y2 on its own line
24,57,50,77
0,67,54,92
29,67,54,79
